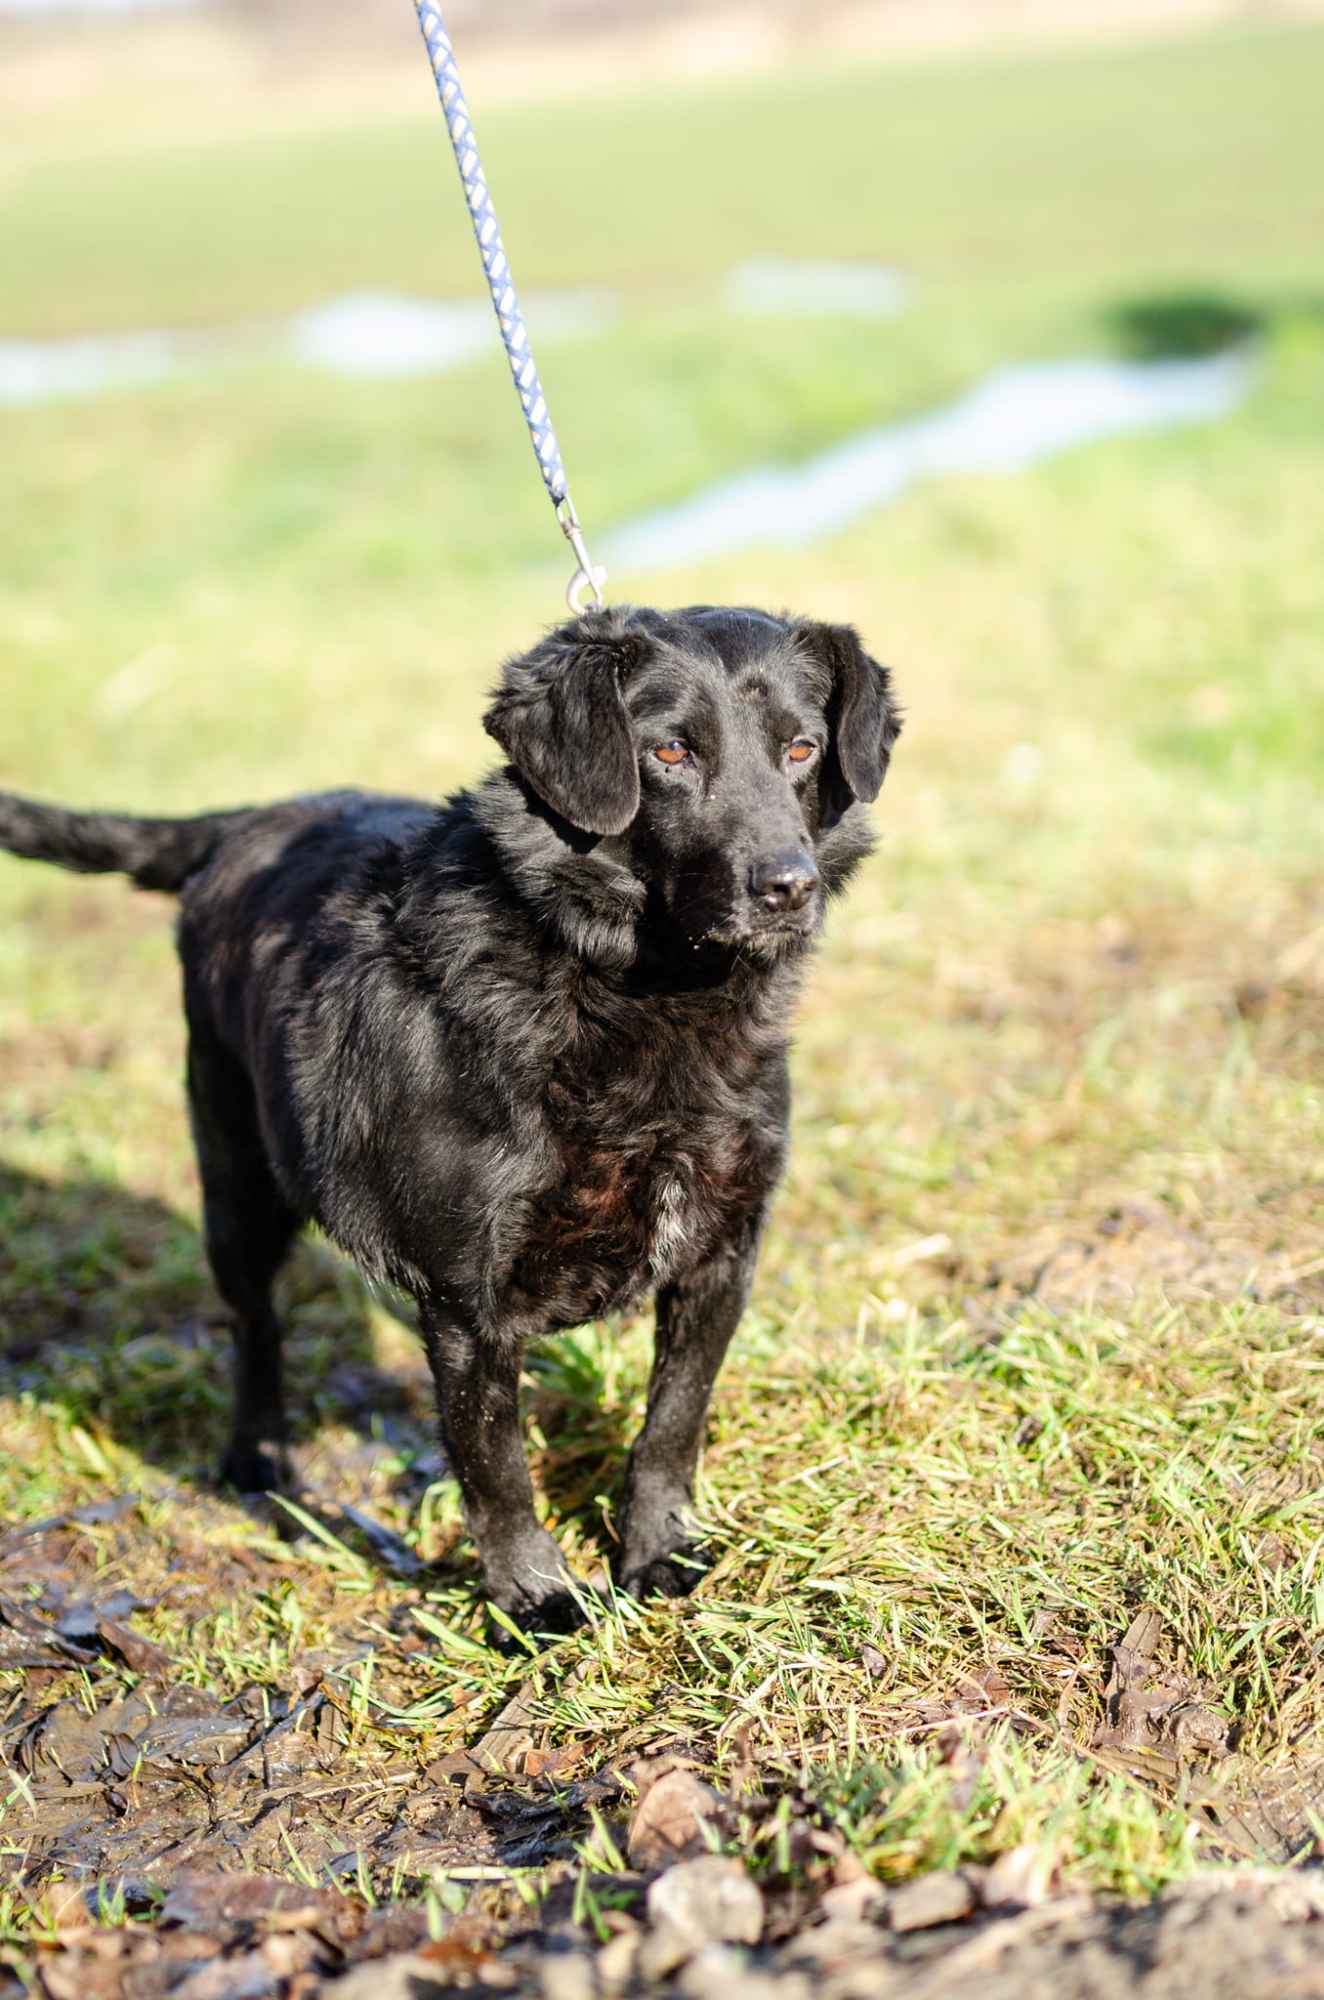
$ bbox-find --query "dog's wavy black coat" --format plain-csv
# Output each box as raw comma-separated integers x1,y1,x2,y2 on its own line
0,605,901,1632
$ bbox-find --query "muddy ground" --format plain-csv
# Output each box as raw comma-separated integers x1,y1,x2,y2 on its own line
6,1505,1324,2000
9,1749,1324,2000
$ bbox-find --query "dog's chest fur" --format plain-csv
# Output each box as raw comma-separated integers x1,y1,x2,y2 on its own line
500,993,785,1331
511,1129,754,1327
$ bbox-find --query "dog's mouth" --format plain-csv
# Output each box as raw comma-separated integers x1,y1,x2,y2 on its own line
697,901,822,957
655,851,822,961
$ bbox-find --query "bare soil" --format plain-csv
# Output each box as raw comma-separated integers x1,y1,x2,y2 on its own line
7,1533,1324,1998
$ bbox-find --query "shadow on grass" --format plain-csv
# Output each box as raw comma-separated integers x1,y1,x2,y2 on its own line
0,1159,426,1495
1104,285,1324,358
0,1159,637,1565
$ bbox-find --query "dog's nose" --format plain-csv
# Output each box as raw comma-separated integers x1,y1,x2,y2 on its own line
750,850,820,913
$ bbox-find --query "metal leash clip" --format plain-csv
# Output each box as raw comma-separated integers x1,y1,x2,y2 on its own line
558,499,608,615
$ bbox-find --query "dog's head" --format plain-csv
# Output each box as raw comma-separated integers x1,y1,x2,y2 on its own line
484,604,901,960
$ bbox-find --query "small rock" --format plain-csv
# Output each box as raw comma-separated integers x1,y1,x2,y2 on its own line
677,1942,808,2000
260,1932,316,1979
331,1956,439,2000
817,1874,886,1923
649,1856,764,1945
41,1880,90,1935
628,1767,724,1869
161,1935,223,1964
647,1857,764,1960
637,1920,696,1983
786,1918,887,1972
1166,1701,1229,1753
981,1842,1056,1910
676,1943,745,1994
538,1948,597,2000
888,1870,976,1932
684,1936,808,2000
596,1928,640,1993
25,1966,81,2000
172,1951,278,2000
1264,1875,1324,1925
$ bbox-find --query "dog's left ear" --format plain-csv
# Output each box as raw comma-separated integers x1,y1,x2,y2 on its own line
797,620,902,813
484,615,648,836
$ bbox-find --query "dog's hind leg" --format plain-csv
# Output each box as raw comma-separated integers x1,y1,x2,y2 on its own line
421,1311,585,1639
616,1238,758,1601
186,1025,299,1495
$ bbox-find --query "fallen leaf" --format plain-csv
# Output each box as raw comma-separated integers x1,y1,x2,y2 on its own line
523,1740,588,1782
1093,1606,1228,1762
97,1617,174,1677
0,1597,95,1670
960,1664,1010,1709
470,1682,541,1776
627,1768,724,1870
161,1872,334,1931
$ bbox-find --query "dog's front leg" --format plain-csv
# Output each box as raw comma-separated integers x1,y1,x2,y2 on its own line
616,1237,758,1600
421,1311,585,1638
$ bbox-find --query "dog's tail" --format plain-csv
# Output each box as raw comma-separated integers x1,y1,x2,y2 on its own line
0,789,249,893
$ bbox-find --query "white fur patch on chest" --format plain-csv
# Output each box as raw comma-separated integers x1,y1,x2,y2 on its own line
648,1168,699,1281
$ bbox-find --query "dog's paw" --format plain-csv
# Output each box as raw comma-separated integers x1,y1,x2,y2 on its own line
483,1530,605,1650
488,1579,604,1652
615,1479,713,1603
618,1542,713,1603
218,1441,292,1498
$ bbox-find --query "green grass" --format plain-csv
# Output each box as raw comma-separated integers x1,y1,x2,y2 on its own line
3,24,1322,334
1,14,1323,1948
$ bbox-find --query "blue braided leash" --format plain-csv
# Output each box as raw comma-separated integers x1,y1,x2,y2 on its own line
413,3,607,613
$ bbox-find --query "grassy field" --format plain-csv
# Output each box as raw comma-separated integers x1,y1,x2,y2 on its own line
2,15,1323,1979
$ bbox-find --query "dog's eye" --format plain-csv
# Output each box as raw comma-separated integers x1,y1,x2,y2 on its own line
653,741,690,767
787,739,818,765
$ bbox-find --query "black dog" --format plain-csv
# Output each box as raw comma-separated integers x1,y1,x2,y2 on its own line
0,605,900,1633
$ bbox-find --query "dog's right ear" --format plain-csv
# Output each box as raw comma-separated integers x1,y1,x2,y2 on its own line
795,620,902,819
484,613,648,837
